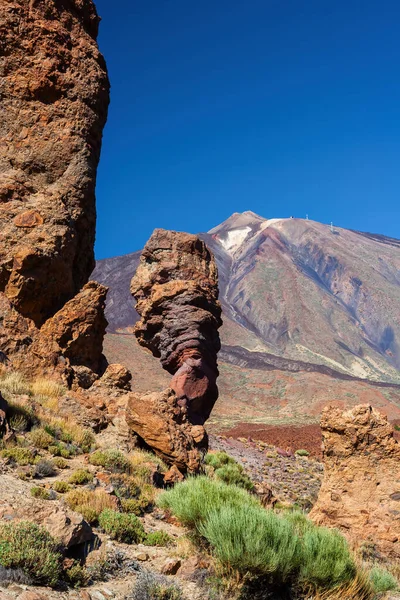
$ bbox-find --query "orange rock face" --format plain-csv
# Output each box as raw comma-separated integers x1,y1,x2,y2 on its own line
0,0,109,326
310,404,400,559
0,0,112,388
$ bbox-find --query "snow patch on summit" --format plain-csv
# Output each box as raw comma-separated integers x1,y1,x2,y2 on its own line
219,227,252,253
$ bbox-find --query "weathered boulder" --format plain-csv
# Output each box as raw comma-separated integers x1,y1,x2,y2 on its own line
0,0,109,327
96,363,132,391
310,404,400,559
126,389,207,472
131,229,222,424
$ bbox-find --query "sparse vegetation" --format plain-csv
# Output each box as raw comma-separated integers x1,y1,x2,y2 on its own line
98,509,146,544
369,566,398,593
89,448,131,473
0,372,31,397
0,521,62,587
295,449,310,457
129,571,184,600
52,480,70,494
68,468,93,485
204,451,254,490
1,447,35,466
144,530,173,547
63,562,90,588
30,486,51,500
65,488,116,523
52,456,69,469
29,427,54,449
35,459,57,478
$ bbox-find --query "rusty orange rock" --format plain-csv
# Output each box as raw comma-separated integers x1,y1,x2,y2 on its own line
310,404,400,559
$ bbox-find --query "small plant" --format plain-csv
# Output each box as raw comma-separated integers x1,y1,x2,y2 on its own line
295,449,310,457
204,451,254,490
63,561,90,588
144,530,173,547
35,459,57,478
89,449,130,473
29,427,54,450
129,571,184,600
7,403,35,432
0,372,31,396
98,509,146,544
0,521,62,586
369,566,398,593
52,481,70,494
68,469,93,485
65,488,116,522
1,447,35,466
52,457,69,469
30,486,51,500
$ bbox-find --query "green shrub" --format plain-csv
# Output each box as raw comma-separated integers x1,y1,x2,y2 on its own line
65,489,115,522
199,504,300,581
98,509,146,544
64,562,90,588
369,566,398,593
205,451,254,490
68,469,93,485
7,403,36,432
299,526,356,589
144,531,173,547
1,447,35,466
52,457,69,469
157,476,259,528
30,486,51,500
295,449,310,457
89,449,130,473
29,428,54,449
76,504,99,525
0,521,61,586
52,481,70,494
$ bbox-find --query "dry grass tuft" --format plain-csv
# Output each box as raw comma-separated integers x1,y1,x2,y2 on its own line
0,372,31,397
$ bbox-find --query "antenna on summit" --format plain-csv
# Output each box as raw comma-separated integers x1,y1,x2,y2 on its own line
306,214,309,220
330,222,334,233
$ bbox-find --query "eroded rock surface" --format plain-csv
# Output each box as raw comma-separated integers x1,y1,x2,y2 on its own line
310,404,400,559
0,0,110,387
131,229,222,424
127,230,222,471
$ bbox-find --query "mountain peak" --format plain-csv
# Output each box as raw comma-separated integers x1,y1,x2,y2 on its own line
208,211,266,235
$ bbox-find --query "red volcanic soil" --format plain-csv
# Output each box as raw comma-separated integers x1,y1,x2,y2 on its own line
221,423,323,458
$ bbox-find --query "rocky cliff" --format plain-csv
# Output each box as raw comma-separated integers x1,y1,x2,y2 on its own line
0,0,110,386
310,404,400,559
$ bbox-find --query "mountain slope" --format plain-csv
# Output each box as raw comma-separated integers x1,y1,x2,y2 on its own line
93,212,400,384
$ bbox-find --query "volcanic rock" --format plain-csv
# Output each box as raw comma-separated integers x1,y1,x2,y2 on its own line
131,229,222,424
310,404,400,559
0,0,110,386
126,389,207,472
0,0,109,326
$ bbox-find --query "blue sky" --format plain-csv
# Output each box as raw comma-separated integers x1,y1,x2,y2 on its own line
94,0,400,259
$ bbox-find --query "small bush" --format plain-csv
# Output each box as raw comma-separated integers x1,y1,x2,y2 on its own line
35,459,57,478
65,489,116,522
52,457,69,469
205,451,254,490
7,402,36,432
31,378,65,401
1,447,35,465
295,449,310,457
30,486,51,500
369,566,398,593
68,469,93,485
0,521,62,586
89,449,130,473
129,571,184,600
199,504,300,581
98,509,146,544
144,531,173,547
0,372,31,396
64,562,90,588
29,428,54,449
299,526,356,589
157,476,259,528
52,481,70,494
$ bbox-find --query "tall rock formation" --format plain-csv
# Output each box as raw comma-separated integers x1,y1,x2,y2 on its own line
0,0,111,386
310,404,400,559
126,229,222,471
